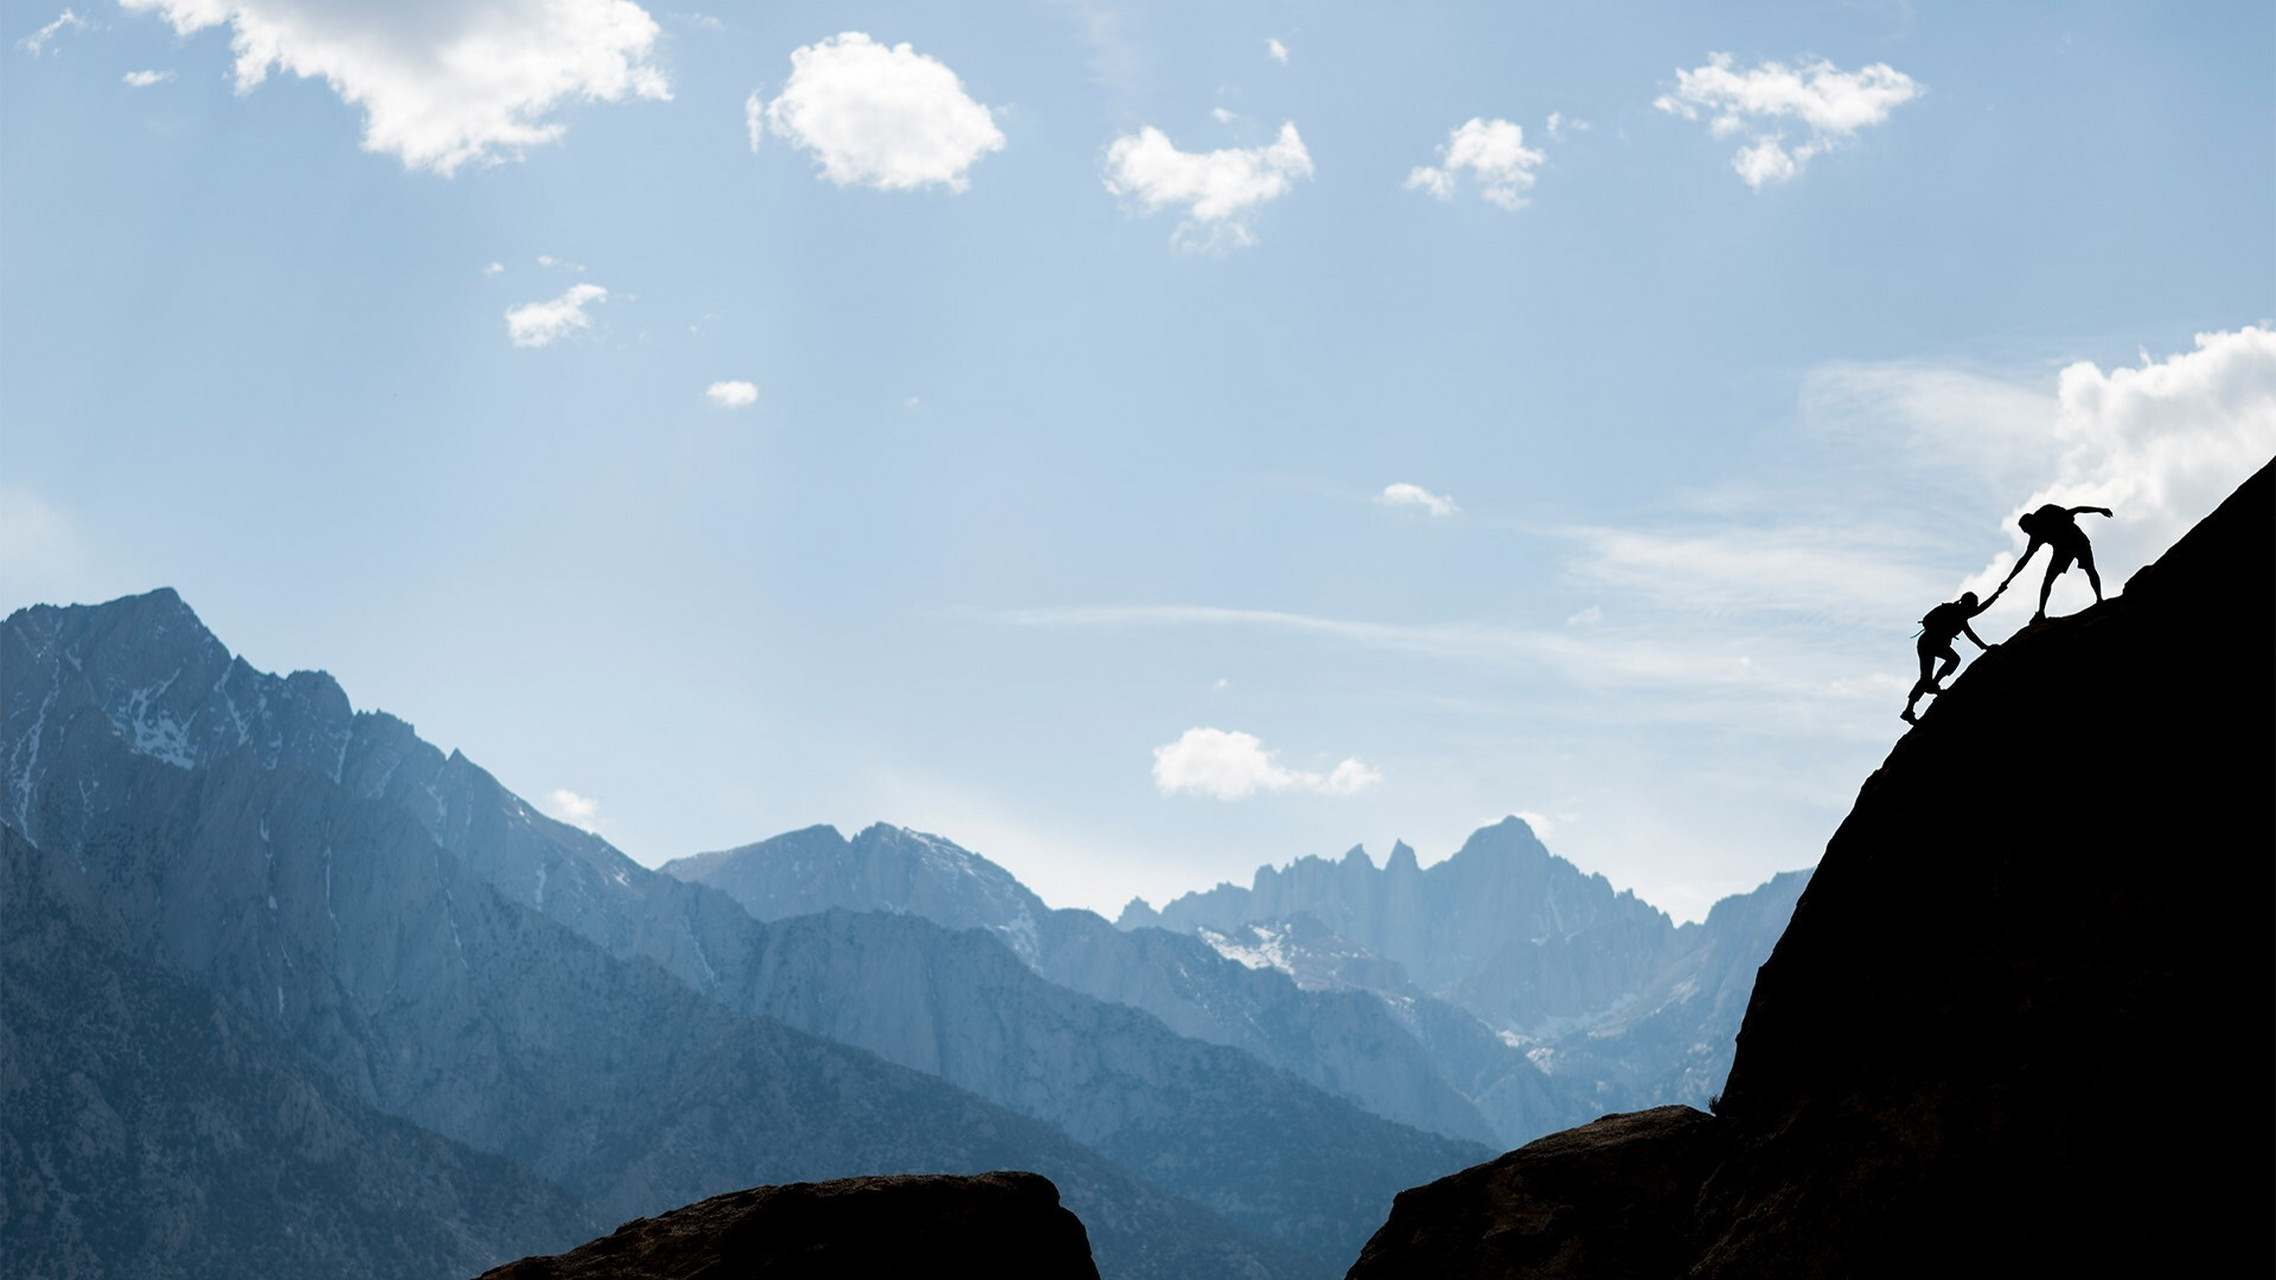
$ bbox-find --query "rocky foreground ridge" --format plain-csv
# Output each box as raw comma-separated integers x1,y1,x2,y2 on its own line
1348,462,2274,1278
481,1172,1098,1280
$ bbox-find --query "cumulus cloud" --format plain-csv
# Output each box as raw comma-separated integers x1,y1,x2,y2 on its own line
1152,727,1380,800
1378,482,1459,517
1655,53,1922,187
118,0,670,174
122,68,174,87
17,9,85,55
506,283,609,347
705,379,757,407
744,88,764,152
542,788,601,831
1102,121,1312,251
1406,118,1545,209
1265,37,1288,64
1963,327,2276,600
751,32,1004,191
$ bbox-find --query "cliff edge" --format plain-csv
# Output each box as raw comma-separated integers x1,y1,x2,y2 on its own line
1350,458,2275,1279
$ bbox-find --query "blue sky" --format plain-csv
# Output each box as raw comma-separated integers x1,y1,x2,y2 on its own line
4,0,2271,921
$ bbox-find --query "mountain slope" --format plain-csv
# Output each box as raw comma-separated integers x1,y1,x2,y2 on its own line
0,826,601,1280
1349,459,2275,1278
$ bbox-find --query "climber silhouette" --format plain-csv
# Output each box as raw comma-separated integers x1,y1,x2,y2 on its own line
1902,587,2003,725
2000,503,2114,623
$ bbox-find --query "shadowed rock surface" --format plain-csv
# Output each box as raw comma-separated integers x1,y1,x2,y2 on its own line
481,1172,1099,1280
1348,1108,1721,1280
1347,458,2275,1279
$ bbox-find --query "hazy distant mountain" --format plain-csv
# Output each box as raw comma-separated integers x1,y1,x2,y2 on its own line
3,589,1489,1277
670,823,1052,964
670,826,1510,1145
1132,821,1682,1032
673,812,1807,1150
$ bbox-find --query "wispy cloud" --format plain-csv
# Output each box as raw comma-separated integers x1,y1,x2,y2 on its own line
989,328,2276,742
506,283,609,348
1377,482,1459,517
1264,37,1288,64
17,8,85,56
122,68,174,87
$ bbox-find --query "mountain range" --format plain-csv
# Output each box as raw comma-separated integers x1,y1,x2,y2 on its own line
3,587,1809,1277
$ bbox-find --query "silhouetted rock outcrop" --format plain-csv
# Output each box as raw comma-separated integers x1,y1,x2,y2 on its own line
481,1171,1098,1280
1348,458,2275,1278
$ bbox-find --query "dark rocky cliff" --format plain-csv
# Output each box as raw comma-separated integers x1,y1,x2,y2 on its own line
1349,458,2275,1279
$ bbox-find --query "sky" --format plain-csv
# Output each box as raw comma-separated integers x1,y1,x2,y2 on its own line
3,0,2270,923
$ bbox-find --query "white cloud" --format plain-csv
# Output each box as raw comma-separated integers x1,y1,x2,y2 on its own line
122,68,174,87
118,0,670,174
705,379,758,408
1406,118,1545,210
483,261,505,275
1151,727,1380,800
1655,53,1922,187
744,88,764,152
505,283,609,347
542,788,601,831
1265,37,1288,64
1211,106,1236,124
1102,121,1312,251
1969,327,2276,598
1378,482,1459,517
18,9,85,55
754,32,1004,191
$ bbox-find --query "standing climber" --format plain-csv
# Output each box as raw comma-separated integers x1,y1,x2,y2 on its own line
1902,587,2003,725
2000,503,2115,623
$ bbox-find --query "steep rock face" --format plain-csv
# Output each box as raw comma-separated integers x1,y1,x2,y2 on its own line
1347,460,2275,1278
481,1172,1098,1280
